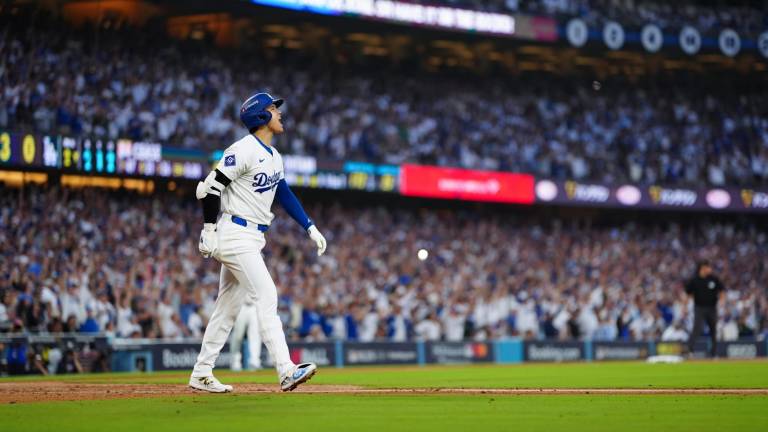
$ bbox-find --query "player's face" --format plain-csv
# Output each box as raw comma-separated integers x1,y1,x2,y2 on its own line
266,104,284,134
700,265,712,277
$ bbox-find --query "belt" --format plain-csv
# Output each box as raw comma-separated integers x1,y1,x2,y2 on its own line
230,215,269,232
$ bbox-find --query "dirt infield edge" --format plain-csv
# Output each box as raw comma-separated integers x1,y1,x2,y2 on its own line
2,382,767,404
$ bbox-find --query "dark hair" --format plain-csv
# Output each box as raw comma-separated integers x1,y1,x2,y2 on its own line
696,260,711,273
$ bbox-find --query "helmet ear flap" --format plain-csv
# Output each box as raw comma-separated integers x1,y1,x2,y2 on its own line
256,111,272,126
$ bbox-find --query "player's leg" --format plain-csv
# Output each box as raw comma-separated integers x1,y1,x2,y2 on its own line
687,306,704,355
190,264,243,391
246,305,263,369
229,306,249,371
231,251,294,377
235,251,316,390
705,307,718,358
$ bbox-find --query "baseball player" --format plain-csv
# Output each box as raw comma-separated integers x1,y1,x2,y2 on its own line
189,92,327,393
229,295,262,371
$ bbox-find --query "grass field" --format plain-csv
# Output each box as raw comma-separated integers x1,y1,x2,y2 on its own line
2,361,768,432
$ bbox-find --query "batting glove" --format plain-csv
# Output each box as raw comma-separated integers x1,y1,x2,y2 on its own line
199,223,219,259
307,225,327,256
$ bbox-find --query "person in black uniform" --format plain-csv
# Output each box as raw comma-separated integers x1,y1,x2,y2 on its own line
685,260,725,357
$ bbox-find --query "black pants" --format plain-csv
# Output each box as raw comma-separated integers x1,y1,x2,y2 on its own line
688,306,717,357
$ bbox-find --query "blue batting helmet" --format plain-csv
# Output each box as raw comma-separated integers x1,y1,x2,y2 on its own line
239,92,284,130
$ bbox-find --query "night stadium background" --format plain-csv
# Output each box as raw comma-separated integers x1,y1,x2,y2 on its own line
1,1,767,431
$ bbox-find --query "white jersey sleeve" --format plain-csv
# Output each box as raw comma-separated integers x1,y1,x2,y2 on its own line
216,144,250,181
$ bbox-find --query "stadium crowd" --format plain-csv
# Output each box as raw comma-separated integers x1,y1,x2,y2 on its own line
2,10,768,187
2,186,767,347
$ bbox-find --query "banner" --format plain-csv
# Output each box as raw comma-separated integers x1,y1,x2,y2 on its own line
400,164,535,204
655,341,687,356
524,341,584,362
344,342,419,365
593,342,649,360
514,16,558,42
289,342,336,366
719,341,766,359
426,342,493,364
251,0,515,36
155,343,232,371
109,340,339,371
535,179,768,213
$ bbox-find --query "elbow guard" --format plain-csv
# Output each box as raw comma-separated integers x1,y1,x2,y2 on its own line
196,170,230,200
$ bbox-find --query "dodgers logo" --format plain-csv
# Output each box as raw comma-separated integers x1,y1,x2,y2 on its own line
224,155,236,167
253,171,281,193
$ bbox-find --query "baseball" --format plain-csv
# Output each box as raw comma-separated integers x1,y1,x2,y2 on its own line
417,249,429,261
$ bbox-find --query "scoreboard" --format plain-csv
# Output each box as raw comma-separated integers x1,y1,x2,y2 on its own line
2,130,400,193
280,155,400,192
0,131,59,168
1,131,206,179
344,161,399,192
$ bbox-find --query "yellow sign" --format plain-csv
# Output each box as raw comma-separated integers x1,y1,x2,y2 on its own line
565,181,576,198
0,132,10,162
741,189,753,207
380,174,395,192
23,135,36,164
348,172,368,189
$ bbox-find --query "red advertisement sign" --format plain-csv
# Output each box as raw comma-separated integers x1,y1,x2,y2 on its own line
400,164,535,204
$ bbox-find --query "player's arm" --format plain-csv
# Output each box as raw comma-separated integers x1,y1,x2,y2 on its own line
197,169,232,224
194,168,231,259
275,179,327,256
195,147,243,259
684,278,694,296
715,277,726,305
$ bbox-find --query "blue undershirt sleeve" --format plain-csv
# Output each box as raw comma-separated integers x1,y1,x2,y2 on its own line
275,179,313,230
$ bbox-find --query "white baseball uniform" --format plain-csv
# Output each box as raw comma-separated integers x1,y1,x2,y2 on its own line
192,134,294,378
230,298,263,370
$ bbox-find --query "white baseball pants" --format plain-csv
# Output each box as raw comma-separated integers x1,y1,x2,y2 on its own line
192,216,294,378
230,302,263,369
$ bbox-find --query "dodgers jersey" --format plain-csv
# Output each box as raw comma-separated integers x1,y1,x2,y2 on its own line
217,134,283,226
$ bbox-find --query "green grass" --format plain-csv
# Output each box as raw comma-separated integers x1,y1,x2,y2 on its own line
2,393,766,432
5,361,768,389
3,361,768,432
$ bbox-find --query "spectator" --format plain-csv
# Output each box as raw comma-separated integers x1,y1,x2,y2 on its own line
78,308,100,333
661,321,688,342
1,7,766,188
1,184,766,344
414,311,441,341
55,349,83,374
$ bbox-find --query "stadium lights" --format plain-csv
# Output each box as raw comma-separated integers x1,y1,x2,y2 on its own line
251,0,515,36
0,170,47,186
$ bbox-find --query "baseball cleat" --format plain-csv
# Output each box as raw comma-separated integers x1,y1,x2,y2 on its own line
189,375,233,393
280,362,317,392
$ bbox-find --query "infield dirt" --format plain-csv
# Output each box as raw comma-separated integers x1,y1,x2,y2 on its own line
3,382,767,404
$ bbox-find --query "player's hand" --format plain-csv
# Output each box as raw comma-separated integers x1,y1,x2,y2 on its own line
307,225,327,256
199,223,219,259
